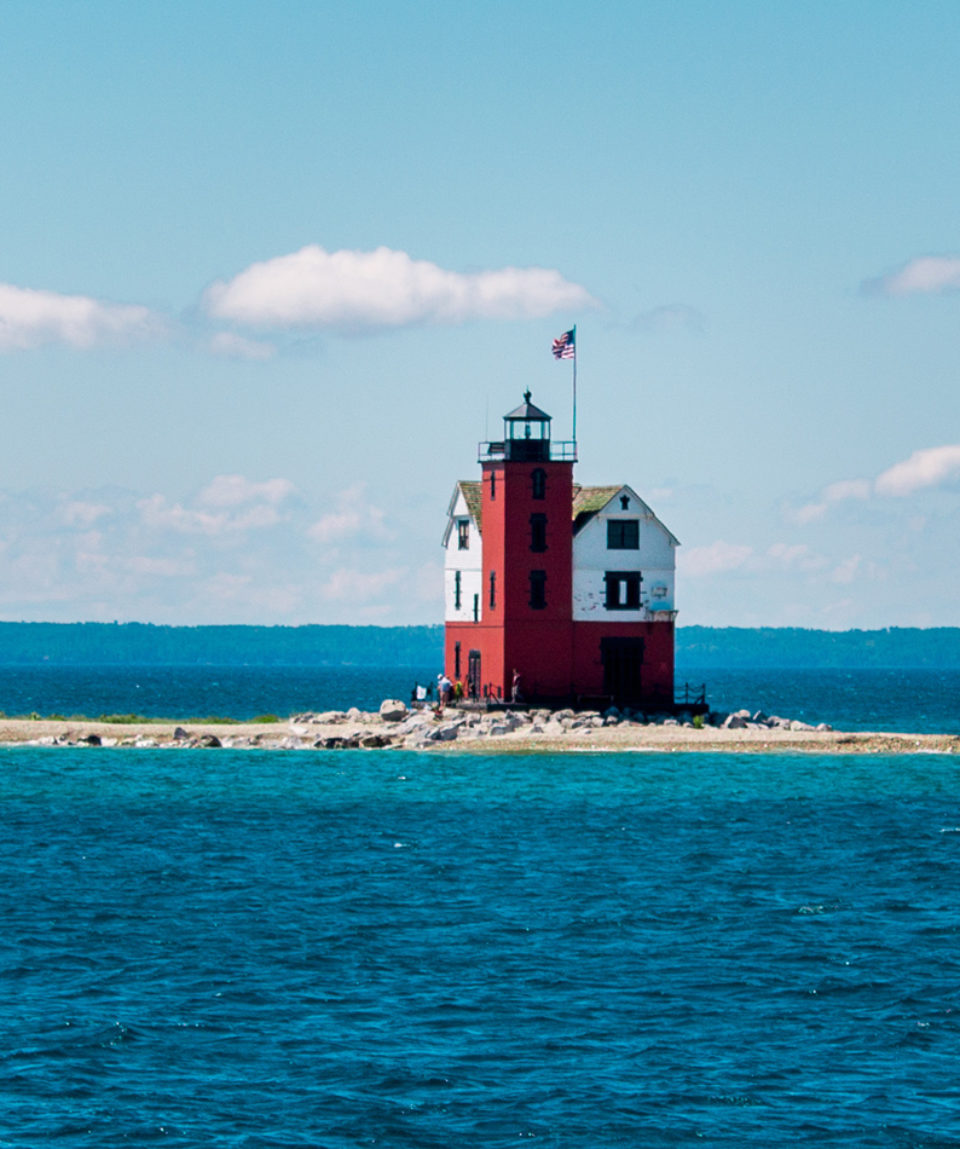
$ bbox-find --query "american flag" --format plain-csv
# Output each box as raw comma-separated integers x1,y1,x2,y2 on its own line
552,327,576,359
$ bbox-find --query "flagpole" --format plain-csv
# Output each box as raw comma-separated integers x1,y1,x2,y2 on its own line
572,324,578,449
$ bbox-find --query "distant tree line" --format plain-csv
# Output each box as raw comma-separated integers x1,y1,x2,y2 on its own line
0,622,959,668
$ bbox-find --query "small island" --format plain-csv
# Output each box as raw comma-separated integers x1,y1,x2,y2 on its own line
2,701,957,755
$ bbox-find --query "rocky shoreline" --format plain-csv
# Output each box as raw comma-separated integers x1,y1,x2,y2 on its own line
1,700,958,754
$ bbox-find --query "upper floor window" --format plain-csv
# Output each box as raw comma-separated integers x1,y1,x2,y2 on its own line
607,520,639,549
457,520,470,550
490,470,497,500
489,570,496,609
605,571,642,610
532,468,546,500
529,569,547,610
620,494,630,510
530,513,547,553
454,569,462,609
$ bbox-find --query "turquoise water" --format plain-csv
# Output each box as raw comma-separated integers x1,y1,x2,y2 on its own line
2,746,959,1146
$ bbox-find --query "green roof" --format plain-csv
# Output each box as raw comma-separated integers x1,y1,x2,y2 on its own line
458,481,483,530
572,485,621,518
458,482,624,535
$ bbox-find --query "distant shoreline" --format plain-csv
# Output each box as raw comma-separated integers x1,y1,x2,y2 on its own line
1,716,957,755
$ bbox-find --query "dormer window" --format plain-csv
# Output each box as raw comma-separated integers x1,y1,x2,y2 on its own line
608,520,639,549
457,520,470,550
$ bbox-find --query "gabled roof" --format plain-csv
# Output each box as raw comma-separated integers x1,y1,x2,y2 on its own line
459,480,483,529
443,480,483,546
573,483,680,545
445,480,678,546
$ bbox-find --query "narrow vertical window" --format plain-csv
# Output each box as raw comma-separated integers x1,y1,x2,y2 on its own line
454,641,461,679
473,593,479,622
490,470,497,500
530,513,547,553
454,569,462,609
529,569,547,609
489,570,496,609
457,520,470,550
532,468,546,500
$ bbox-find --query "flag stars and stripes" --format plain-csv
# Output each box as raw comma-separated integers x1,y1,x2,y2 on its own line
552,328,575,359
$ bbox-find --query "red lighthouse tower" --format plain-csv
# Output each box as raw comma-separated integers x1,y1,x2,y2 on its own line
444,390,678,707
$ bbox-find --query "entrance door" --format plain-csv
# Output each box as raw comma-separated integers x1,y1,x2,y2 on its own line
467,650,482,700
600,637,645,705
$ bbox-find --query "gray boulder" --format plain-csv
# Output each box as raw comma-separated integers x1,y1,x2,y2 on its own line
379,699,408,722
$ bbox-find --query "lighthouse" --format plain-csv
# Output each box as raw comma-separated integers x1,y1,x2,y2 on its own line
443,390,679,708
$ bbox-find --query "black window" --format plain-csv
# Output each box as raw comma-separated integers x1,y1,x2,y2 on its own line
530,513,547,553
607,520,639,549
620,495,630,510
532,468,546,500
490,470,497,500
454,569,462,609
454,641,461,679
529,570,547,609
473,593,479,622
489,570,496,609
457,520,470,550
605,571,642,610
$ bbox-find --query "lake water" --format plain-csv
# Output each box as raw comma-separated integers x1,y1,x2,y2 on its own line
0,664,959,732
1,667,959,1146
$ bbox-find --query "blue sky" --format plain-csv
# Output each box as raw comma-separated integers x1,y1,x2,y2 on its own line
2,0,960,627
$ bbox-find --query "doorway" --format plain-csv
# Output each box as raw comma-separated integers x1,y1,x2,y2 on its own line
600,637,645,705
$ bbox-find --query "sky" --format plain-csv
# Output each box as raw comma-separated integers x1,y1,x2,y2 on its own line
2,0,960,628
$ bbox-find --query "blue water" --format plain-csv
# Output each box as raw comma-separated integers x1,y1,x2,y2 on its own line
2,747,960,1147
0,665,959,731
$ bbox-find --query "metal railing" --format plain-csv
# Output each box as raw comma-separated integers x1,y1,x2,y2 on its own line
478,440,578,463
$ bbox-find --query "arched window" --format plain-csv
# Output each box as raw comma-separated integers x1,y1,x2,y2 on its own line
531,468,546,500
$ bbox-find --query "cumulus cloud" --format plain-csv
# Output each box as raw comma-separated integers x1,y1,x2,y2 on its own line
197,474,296,508
874,445,960,497
789,445,960,523
307,483,390,544
139,474,296,535
203,245,596,332
864,255,960,296
679,540,753,578
0,283,158,351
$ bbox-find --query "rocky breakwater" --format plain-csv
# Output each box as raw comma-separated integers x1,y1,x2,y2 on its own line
286,700,834,751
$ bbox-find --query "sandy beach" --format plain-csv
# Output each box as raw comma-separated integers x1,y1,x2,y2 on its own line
1,713,958,754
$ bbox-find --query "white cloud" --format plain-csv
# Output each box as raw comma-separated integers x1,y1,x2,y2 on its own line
874,445,960,497
197,474,296,508
139,474,296,535
679,540,753,577
203,245,596,332
59,500,113,528
865,255,960,296
789,446,960,524
208,331,276,360
831,554,862,584
308,483,390,544
0,283,158,351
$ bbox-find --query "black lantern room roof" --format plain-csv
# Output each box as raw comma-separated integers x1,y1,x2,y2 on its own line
504,390,551,422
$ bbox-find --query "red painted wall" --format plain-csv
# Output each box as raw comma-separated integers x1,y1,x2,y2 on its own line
571,619,675,705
